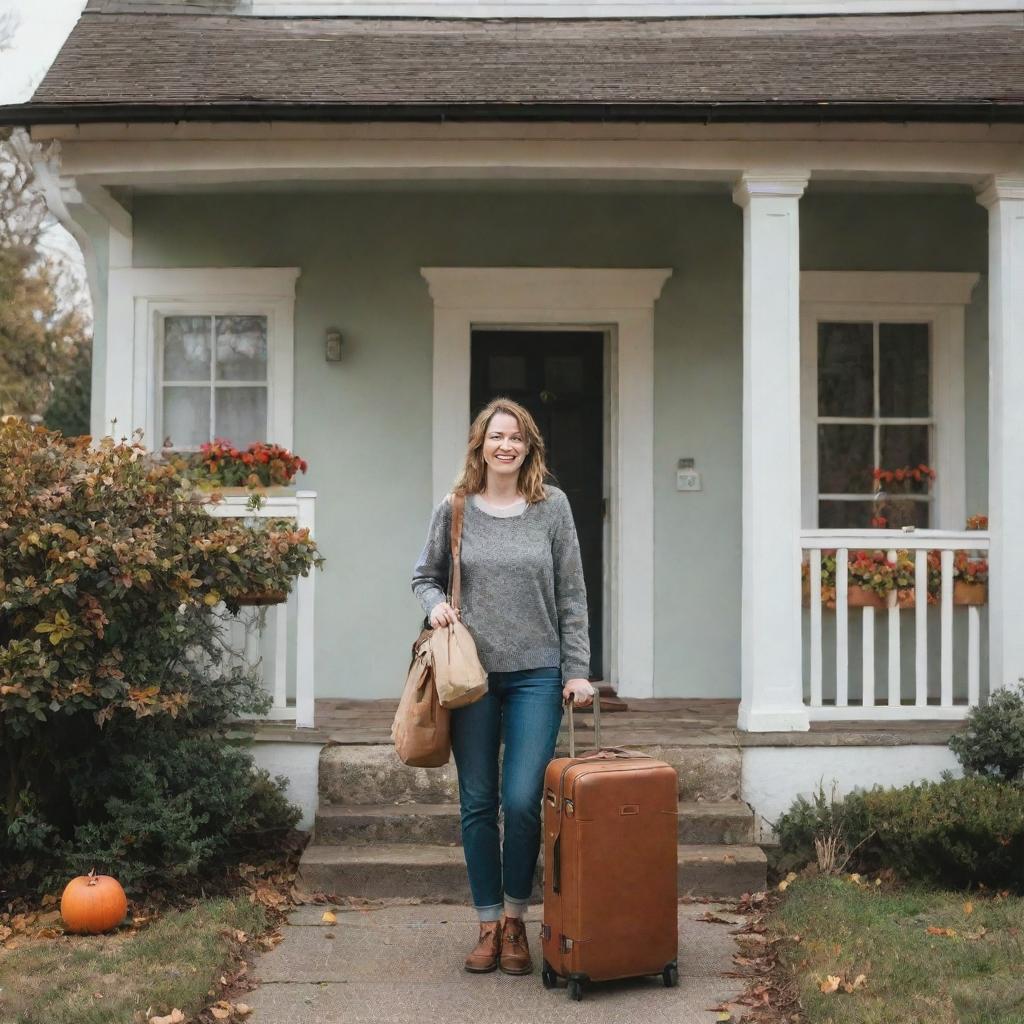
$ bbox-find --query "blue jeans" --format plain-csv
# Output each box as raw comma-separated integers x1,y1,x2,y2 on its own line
450,666,564,921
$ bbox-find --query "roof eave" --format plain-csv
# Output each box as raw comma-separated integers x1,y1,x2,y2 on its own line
3,100,1024,127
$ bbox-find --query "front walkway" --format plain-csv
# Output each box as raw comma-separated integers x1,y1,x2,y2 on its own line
246,901,748,1023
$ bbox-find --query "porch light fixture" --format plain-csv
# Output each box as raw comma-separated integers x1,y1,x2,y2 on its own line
325,327,343,362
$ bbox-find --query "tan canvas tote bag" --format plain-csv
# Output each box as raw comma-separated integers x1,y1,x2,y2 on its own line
429,493,488,709
392,626,450,768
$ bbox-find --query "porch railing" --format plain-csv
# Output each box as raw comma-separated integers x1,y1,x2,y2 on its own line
206,491,317,728
801,529,990,721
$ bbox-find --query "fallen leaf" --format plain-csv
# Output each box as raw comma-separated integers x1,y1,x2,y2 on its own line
321,911,337,924
235,1006,253,1018
963,901,974,915
778,880,790,892
926,926,957,938
965,927,988,940
820,975,842,994
698,911,736,925
211,1009,231,1021
150,1010,185,1024
842,974,868,993
717,1013,733,1022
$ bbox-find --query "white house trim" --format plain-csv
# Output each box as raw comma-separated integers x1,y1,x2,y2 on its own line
799,272,979,531
420,267,671,699
45,134,1024,189
106,267,300,448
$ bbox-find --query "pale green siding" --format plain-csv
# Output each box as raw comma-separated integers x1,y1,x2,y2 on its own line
130,187,988,699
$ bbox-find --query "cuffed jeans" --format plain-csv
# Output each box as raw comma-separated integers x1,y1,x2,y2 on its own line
450,666,564,922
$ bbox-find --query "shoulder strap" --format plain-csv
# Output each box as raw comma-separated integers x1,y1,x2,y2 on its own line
447,492,466,611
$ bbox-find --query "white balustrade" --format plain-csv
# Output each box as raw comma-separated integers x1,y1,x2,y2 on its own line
800,529,989,720
205,490,317,728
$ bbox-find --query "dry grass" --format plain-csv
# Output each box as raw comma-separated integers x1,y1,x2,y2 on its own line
0,896,266,1024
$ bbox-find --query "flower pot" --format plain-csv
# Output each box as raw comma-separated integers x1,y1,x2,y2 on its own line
233,589,288,606
953,581,987,606
846,585,887,609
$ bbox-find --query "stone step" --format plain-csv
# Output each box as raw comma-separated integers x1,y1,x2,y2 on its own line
297,843,766,900
318,744,741,806
314,800,754,847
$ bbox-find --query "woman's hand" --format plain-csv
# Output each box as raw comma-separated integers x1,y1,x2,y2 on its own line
429,602,460,628
562,678,596,707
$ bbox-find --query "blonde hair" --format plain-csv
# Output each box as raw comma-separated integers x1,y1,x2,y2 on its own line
451,397,553,504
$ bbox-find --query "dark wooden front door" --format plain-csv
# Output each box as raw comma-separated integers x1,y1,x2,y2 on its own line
470,329,605,681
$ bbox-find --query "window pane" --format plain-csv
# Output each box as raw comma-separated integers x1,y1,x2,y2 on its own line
545,356,584,394
818,322,873,417
488,355,527,392
819,500,875,529
163,387,210,448
876,496,931,529
818,424,874,494
215,316,268,381
879,323,929,417
163,316,211,382
215,387,267,448
880,426,930,492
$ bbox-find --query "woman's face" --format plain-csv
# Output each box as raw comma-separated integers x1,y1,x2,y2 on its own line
482,412,528,480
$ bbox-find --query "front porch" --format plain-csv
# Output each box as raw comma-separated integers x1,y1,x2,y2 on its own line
18,117,1024,734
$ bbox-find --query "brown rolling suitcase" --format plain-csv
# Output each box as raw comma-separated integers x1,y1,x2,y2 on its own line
541,699,679,1001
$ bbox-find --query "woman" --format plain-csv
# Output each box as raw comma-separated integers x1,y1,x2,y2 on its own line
412,396,594,977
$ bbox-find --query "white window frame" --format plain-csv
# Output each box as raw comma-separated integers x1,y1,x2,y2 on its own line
800,272,979,531
106,267,299,450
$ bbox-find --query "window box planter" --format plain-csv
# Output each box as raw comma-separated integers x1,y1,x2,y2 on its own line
953,581,987,606
233,589,288,606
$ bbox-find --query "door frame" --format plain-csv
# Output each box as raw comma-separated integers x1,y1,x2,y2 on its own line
420,267,671,699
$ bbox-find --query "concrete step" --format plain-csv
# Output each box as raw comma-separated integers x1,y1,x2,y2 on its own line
297,843,766,901
318,744,741,806
314,800,754,847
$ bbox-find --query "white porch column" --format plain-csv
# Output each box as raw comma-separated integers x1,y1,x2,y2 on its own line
977,177,1024,695
733,172,810,732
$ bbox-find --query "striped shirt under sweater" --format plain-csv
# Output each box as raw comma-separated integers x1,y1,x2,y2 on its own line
411,485,591,681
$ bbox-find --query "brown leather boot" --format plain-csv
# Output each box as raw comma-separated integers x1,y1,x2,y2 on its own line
498,915,533,975
464,921,502,973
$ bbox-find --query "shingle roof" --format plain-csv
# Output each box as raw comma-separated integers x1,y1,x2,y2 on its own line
5,10,1024,123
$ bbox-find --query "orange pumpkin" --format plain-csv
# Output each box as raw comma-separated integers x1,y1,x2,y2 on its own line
60,870,128,934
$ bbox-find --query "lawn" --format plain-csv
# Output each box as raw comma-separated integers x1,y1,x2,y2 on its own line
0,895,267,1024
771,876,1024,1024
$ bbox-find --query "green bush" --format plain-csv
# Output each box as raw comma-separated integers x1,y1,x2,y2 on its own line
774,777,1024,892
772,782,871,875
0,421,321,894
949,682,1024,782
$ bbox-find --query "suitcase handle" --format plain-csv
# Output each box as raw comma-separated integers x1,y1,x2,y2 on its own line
565,695,601,758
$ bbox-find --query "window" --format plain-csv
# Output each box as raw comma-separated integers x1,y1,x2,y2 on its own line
800,272,978,532
159,314,269,450
816,320,932,529
107,267,298,452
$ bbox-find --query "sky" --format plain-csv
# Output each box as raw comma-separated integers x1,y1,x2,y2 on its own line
0,0,87,105
1,1,92,311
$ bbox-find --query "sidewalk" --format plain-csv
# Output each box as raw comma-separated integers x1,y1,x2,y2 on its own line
246,901,747,1023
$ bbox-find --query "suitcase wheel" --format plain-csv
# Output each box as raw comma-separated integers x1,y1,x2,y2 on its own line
662,962,679,988
541,961,558,990
567,977,584,1001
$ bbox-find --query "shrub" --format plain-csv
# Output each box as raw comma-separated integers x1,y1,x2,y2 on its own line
862,777,1024,891
0,421,322,893
772,783,871,875
774,777,1024,892
949,682,1024,782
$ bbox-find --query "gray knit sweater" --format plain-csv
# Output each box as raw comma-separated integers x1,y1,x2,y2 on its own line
411,486,591,680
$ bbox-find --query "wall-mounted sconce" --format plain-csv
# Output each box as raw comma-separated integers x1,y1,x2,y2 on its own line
325,327,343,362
